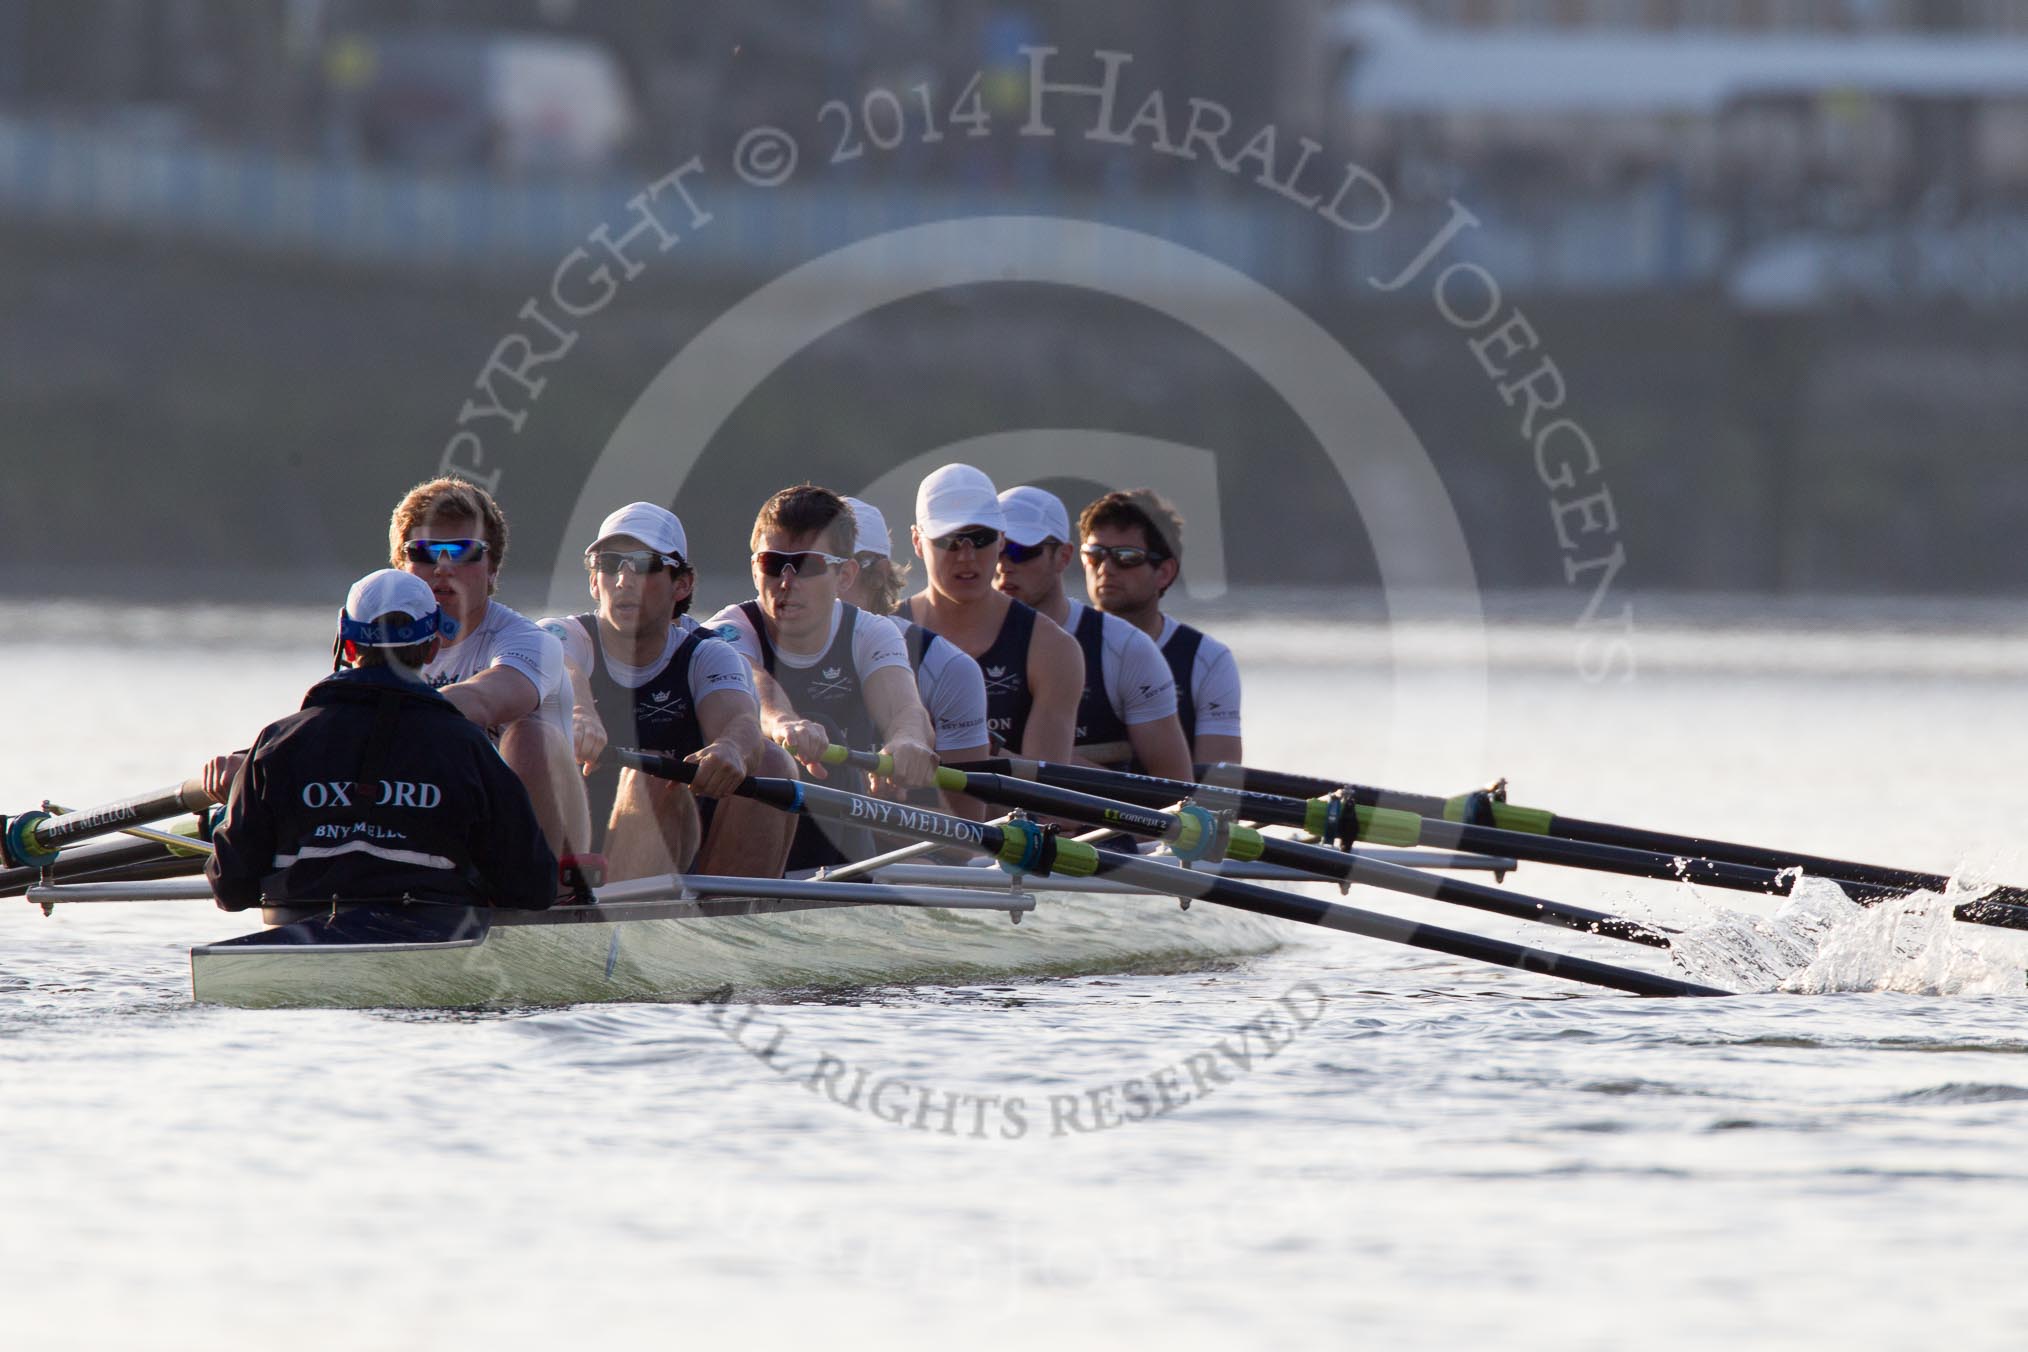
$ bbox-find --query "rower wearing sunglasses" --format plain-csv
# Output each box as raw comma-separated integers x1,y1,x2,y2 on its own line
706,484,939,870
842,496,991,817
198,478,591,863
991,486,1193,782
388,477,592,860
540,503,797,881
1079,490,1244,767
899,464,1084,765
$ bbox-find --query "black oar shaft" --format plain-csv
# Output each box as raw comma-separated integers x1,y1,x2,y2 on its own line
616,750,1724,998
1,837,187,897
1207,762,1963,899
4,780,213,866
1083,849,1724,999
985,757,1849,902
949,765,1670,948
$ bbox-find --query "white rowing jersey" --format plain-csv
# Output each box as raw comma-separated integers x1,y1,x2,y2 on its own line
1159,615,1242,740
911,630,990,753
422,600,571,741
1065,598,1178,725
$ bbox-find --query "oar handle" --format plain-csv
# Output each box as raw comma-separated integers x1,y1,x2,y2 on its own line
615,749,700,785
3,779,213,868
818,743,976,795
821,743,889,776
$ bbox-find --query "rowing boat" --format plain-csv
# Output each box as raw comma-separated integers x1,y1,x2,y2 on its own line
63,742,1967,1006
46,869,1295,1010
38,853,1493,1010
194,878,1285,1010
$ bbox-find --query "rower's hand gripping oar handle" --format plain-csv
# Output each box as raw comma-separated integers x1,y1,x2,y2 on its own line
618,747,1094,880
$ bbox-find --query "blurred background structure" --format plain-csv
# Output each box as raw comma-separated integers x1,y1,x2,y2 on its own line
3,0,2026,600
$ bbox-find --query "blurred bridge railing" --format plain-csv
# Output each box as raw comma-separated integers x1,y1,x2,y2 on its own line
0,112,1871,301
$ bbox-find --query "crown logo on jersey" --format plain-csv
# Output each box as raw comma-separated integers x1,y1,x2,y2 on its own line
822,666,843,680
986,665,1007,679
651,690,672,703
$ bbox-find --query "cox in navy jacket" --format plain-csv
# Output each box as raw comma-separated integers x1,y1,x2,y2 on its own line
206,664,558,911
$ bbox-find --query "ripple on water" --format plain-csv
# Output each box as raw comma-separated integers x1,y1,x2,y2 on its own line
1887,1082,2028,1106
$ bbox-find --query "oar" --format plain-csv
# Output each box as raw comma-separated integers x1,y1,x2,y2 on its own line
43,803,214,857
1206,762,2008,903
1,779,213,871
617,749,1725,998
1,836,207,899
817,747,1673,948
952,755,1896,905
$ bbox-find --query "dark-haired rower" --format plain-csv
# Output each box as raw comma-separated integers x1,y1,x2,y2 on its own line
707,484,938,869
993,485,1192,782
1079,490,1243,767
542,502,797,881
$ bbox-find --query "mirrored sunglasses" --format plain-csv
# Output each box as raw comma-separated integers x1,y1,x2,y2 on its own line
931,527,1001,552
588,550,681,576
1080,544,1169,569
753,549,851,578
402,538,489,566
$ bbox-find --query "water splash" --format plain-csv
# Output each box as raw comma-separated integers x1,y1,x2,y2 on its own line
1669,876,2028,996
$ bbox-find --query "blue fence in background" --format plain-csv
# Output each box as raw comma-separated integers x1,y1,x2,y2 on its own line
0,114,1739,296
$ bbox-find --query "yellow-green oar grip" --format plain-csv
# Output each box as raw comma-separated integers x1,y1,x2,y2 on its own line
1354,804,1423,848
1489,803,1554,835
1226,825,1267,863
1303,798,1331,838
163,818,211,859
1052,837,1100,878
996,820,1100,878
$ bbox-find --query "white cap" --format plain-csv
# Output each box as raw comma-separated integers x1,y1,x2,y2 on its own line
844,497,891,558
341,568,458,645
586,501,688,562
998,486,1071,547
915,463,1005,539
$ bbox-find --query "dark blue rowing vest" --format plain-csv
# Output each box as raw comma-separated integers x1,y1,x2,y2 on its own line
739,600,877,869
574,612,710,850
900,619,943,673
1161,622,1208,746
975,600,1037,752
1071,606,1134,768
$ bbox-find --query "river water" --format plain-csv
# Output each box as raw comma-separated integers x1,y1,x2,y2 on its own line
5,595,2028,1350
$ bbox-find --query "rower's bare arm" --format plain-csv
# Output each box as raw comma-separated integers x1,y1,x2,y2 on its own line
865,665,938,789
440,665,540,729
1019,622,1085,765
688,688,766,798
1126,714,1195,784
749,666,831,775
1193,733,1244,770
563,658,607,772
